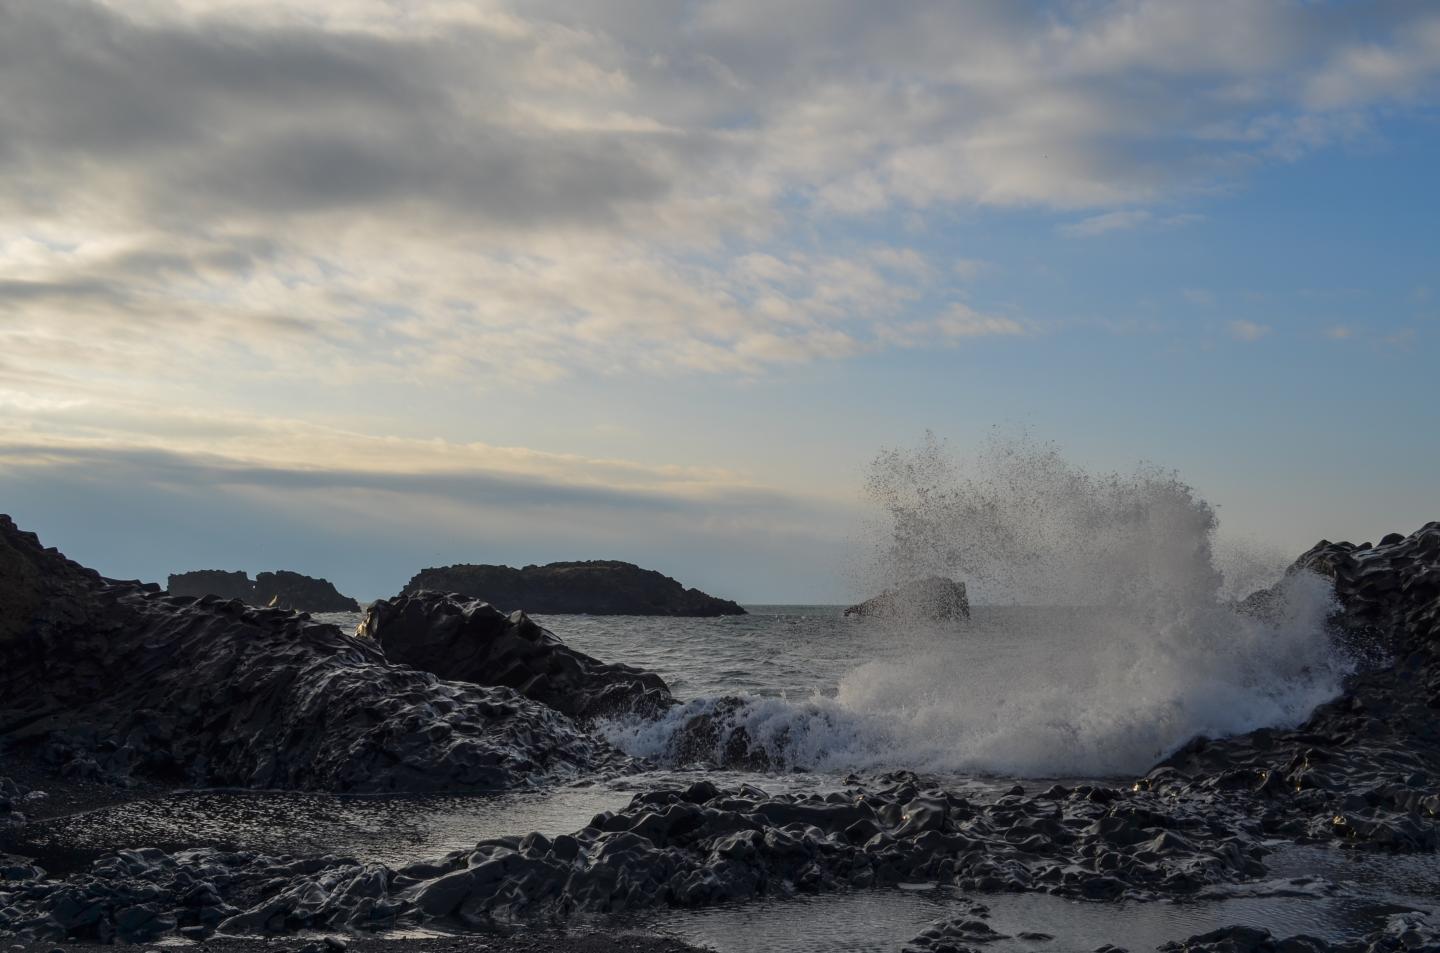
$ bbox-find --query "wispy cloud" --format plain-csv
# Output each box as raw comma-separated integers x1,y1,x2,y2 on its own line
1229,320,1272,342
1058,210,1204,238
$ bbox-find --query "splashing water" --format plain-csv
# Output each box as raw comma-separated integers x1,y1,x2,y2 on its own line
604,434,1352,779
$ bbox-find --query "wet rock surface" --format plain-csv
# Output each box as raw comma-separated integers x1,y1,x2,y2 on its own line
361,593,676,720
844,577,970,620
0,515,613,795
1157,522,1440,854
1155,913,1440,953
167,569,360,612
400,561,746,617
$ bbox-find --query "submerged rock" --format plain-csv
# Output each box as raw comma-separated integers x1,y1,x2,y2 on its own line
400,561,746,616
0,515,612,794
167,568,360,612
844,576,970,620
360,591,676,720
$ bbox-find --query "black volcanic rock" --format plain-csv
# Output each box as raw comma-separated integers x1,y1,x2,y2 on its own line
1156,521,1440,850
167,569,360,612
844,576,970,620
0,515,612,793
254,570,361,612
400,560,746,616
166,569,253,602
360,591,677,720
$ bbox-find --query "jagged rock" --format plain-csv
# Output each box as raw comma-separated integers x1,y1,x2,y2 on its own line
1156,912,1440,953
400,561,746,616
1159,522,1440,851
359,592,676,720
844,576,970,620
167,569,360,613
0,515,613,793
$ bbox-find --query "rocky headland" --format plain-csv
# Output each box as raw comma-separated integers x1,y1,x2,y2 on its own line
4,516,1440,950
167,569,360,613
844,576,971,620
400,560,746,616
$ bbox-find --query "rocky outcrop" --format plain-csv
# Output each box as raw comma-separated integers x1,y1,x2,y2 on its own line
401,561,746,616
844,576,970,620
254,570,361,612
0,515,612,794
1153,521,1440,851
360,592,676,720
167,569,360,612
165,569,253,602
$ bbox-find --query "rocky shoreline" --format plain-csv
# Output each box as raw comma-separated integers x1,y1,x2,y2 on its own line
4,515,1440,950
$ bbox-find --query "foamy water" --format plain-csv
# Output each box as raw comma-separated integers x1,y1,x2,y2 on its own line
600,434,1352,778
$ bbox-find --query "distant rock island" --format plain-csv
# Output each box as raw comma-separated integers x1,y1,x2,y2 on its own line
844,576,970,620
401,560,747,616
167,569,360,613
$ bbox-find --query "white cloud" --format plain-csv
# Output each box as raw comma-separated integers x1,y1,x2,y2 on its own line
1324,326,1354,340
1228,320,1271,342
0,0,1435,411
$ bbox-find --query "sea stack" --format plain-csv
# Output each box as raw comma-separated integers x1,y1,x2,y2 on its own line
167,569,360,612
400,559,747,616
844,576,970,620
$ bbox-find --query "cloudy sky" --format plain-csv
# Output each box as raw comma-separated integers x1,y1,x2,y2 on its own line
2,0,1438,601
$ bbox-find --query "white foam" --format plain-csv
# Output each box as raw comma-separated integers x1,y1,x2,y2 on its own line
603,435,1352,779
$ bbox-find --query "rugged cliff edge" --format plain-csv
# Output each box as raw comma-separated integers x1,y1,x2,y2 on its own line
400,560,746,616
167,569,360,612
0,515,612,794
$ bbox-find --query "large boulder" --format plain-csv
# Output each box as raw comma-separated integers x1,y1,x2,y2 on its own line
167,569,360,613
400,560,746,616
360,592,676,720
844,576,970,620
0,515,612,793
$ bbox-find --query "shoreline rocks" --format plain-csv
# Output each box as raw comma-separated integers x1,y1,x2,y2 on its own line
844,576,970,620
0,515,616,795
400,561,746,617
167,569,360,613
360,592,677,720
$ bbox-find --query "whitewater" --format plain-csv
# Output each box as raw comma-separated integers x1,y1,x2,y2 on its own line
594,433,1353,779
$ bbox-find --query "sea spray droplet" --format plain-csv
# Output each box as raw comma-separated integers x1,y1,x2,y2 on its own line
604,434,1352,778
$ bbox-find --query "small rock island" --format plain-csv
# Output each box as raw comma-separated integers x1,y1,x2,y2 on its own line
844,576,970,620
401,559,747,616
167,569,360,612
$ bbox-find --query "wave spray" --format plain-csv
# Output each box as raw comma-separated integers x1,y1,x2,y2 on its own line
605,433,1351,778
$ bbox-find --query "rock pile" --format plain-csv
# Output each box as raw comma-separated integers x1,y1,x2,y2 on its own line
361,592,676,720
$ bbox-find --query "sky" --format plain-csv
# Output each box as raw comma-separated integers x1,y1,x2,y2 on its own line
1,0,1438,603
